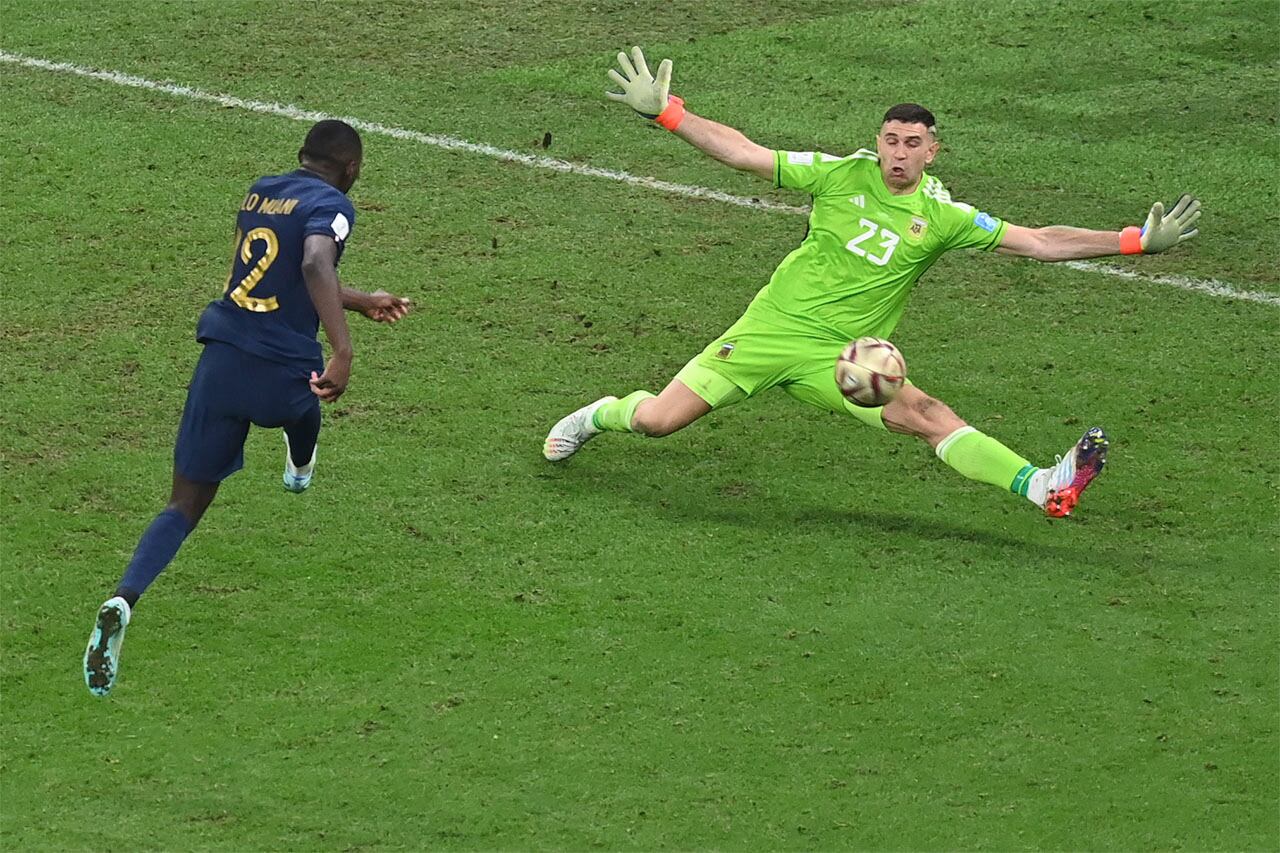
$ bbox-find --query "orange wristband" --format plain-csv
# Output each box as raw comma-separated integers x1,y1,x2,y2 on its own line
1119,225,1143,255
655,95,686,131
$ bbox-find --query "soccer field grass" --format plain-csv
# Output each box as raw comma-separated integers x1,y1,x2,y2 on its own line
2,1,1277,849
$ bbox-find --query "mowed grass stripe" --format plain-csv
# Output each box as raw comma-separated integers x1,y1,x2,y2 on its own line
3,48,1276,308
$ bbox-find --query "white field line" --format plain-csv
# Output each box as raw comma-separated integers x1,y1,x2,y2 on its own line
1062,261,1279,306
0,50,807,216
4,49,1277,307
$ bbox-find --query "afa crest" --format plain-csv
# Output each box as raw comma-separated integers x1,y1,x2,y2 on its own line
908,216,929,241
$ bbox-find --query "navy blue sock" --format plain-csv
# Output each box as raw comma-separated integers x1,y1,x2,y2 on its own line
284,405,321,467
115,509,193,606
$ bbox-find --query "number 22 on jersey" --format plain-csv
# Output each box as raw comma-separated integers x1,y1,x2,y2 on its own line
224,227,280,312
846,217,900,267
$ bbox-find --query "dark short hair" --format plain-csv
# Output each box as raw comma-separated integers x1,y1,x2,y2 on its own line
300,119,363,166
881,103,937,134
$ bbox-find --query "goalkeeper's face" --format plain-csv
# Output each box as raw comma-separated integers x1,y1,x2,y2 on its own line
876,121,939,193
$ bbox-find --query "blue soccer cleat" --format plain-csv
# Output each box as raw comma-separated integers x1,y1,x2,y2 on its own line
84,596,131,696
282,432,316,493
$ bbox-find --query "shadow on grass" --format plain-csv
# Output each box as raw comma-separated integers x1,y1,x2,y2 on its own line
538,450,1086,557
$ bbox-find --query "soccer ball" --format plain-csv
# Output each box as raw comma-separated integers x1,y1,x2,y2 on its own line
834,337,907,407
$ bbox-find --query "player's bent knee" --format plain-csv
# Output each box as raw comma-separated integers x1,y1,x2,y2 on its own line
166,479,220,529
629,400,673,437
631,406,692,438
630,382,711,437
633,413,679,438
164,502,204,530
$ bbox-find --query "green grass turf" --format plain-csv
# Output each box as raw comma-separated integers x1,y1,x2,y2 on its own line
2,1,1278,849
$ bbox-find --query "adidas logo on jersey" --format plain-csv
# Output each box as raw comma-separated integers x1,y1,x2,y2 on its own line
850,194,866,208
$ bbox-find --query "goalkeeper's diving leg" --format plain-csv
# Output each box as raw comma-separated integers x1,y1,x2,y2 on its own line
881,386,1107,518
543,378,712,461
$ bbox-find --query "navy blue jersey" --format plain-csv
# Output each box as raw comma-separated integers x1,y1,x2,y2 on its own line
196,169,356,366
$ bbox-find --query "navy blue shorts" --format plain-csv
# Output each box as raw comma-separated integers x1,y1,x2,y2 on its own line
174,341,321,483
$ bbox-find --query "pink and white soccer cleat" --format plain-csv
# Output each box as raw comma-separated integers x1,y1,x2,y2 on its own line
1039,427,1109,518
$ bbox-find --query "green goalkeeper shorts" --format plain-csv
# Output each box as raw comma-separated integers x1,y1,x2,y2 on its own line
673,312,894,430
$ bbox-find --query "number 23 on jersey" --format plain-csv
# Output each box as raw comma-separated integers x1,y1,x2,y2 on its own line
845,217,900,267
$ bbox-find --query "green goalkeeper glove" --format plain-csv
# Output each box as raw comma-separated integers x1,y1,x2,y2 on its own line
606,46,674,119
1121,193,1202,254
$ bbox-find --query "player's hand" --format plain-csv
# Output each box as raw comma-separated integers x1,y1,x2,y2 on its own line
606,46,673,118
310,355,351,403
1139,194,1201,253
361,290,412,324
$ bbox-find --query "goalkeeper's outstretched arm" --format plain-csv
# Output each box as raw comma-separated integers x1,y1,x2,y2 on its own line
606,46,774,181
670,113,774,181
997,194,1201,261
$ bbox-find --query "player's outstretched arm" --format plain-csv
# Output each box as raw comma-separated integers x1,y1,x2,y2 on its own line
301,234,354,402
606,46,774,181
340,287,412,324
997,194,1201,262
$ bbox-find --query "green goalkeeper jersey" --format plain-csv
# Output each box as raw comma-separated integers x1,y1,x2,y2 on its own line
744,149,1009,339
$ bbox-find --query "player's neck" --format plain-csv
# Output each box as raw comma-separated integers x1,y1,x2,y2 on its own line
297,162,342,190
881,173,922,196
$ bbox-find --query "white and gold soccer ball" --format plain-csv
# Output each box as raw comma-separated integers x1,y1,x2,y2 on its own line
834,337,907,407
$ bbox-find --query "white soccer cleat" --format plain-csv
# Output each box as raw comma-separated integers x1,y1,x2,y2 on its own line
543,396,617,461
84,596,131,697
282,432,316,493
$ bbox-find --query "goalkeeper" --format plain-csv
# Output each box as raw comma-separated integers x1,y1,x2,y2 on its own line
544,47,1201,517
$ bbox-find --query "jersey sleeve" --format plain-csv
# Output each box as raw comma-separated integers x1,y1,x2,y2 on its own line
303,196,356,245
774,150,850,195
939,202,1007,252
